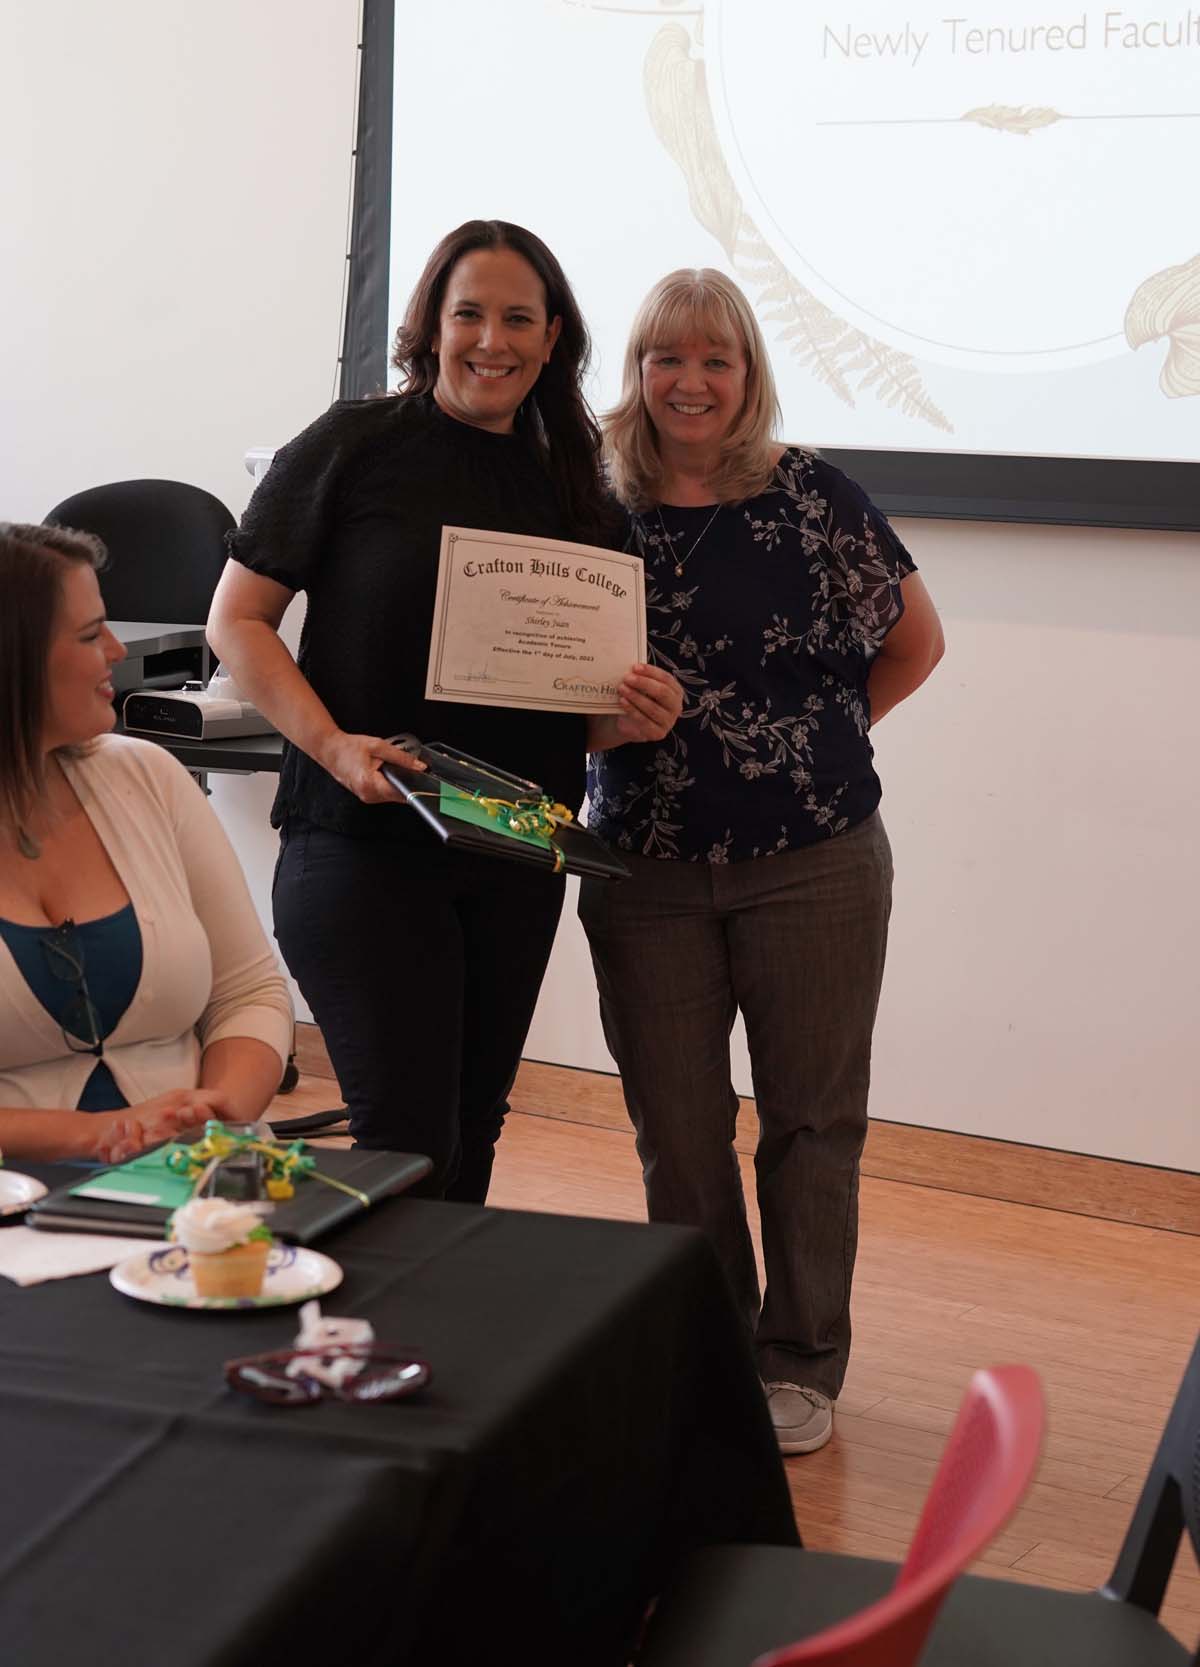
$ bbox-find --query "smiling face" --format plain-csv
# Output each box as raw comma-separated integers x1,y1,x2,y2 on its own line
640,331,749,465
432,246,562,434
43,562,126,751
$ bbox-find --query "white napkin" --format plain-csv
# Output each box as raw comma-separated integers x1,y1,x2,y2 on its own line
0,1226,150,1286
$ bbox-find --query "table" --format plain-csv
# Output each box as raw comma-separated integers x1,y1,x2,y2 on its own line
0,1194,797,1666
116,724,284,775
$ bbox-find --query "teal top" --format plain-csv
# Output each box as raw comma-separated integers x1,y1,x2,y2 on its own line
0,904,142,1110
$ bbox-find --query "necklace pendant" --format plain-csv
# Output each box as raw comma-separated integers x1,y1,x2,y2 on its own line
657,501,723,585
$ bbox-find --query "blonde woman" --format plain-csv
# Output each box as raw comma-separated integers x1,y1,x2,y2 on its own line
580,271,944,1454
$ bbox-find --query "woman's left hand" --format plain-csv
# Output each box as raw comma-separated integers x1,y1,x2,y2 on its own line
590,663,684,750
619,663,684,741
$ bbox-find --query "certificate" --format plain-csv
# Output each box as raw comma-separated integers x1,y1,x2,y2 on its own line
425,527,646,714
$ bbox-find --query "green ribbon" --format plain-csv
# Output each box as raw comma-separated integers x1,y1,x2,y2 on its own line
470,792,573,870
166,1121,368,1206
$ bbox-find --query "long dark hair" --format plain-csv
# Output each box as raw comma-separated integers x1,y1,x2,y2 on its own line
0,521,105,837
391,220,618,543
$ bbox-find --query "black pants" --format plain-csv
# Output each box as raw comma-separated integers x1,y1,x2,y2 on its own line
274,821,565,1202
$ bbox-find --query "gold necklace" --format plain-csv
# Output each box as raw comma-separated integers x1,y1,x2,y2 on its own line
655,503,723,578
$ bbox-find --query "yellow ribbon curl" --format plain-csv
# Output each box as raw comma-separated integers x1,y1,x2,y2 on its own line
167,1122,369,1206
471,793,573,872
415,788,574,873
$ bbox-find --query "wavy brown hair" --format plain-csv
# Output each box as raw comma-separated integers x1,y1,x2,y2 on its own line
0,522,106,839
604,269,783,511
391,219,618,543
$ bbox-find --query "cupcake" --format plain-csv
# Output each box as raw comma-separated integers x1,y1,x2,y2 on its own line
170,1197,274,1299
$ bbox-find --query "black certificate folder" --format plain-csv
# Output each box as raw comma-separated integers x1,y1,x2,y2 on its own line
382,736,630,881
27,1148,433,1243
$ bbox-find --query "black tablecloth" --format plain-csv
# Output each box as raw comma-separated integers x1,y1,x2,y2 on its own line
0,1191,797,1665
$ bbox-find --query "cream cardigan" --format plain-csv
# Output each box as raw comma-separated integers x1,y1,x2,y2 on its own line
0,736,293,1112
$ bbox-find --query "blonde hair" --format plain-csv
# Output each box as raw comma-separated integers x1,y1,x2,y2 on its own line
604,269,782,511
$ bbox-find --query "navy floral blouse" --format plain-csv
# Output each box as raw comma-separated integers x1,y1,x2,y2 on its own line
587,449,916,863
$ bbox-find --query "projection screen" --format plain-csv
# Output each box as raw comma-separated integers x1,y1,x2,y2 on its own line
342,0,1200,529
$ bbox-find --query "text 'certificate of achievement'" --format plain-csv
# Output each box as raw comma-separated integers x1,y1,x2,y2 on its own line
426,528,646,715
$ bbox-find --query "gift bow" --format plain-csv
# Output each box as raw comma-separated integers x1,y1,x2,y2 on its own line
471,792,574,871
166,1121,368,1205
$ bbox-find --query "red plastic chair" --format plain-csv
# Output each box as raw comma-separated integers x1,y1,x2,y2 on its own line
636,1364,1045,1667
754,1365,1045,1667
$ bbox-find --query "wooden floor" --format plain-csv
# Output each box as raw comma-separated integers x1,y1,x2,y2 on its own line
281,1067,1200,1651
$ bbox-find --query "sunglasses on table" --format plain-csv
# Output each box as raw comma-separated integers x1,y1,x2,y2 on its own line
225,1344,431,1406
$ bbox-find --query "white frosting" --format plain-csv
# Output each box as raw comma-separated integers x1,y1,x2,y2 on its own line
171,1197,270,1255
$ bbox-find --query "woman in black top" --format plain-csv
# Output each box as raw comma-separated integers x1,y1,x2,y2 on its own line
580,270,944,1453
208,221,680,1198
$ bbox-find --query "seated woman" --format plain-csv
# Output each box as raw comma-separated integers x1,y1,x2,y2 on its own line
0,522,293,1164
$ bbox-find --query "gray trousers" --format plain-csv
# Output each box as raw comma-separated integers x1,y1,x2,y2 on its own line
578,812,893,1398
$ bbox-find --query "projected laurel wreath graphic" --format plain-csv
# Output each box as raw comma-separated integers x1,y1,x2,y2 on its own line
582,0,1199,421
1125,254,1200,398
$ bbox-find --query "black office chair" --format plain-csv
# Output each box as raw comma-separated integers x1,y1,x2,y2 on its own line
636,1331,1200,1667
42,478,315,1091
44,477,234,625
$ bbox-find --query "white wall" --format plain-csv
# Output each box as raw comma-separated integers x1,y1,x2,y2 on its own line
4,3,1197,1172
0,0,358,523
870,517,1200,1173
0,0,358,1019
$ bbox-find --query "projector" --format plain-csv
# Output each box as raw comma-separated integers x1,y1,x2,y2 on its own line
123,674,276,741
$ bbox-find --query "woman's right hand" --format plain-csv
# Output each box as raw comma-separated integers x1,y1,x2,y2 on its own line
318,730,427,805
88,1088,235,1164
